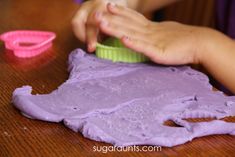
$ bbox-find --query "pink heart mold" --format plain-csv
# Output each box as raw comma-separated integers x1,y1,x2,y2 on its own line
0,30,56,58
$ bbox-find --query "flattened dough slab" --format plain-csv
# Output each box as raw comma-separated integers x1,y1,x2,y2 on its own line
13,49,235,147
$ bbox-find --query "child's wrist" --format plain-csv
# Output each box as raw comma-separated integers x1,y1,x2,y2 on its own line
194,28,219,65
197,28,235,66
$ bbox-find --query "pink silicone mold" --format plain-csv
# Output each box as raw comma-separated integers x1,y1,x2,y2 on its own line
0,30,56,58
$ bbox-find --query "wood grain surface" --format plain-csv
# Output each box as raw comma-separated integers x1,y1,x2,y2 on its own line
0,0,234,157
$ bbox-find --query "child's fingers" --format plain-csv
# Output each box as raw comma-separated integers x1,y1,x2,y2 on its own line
86,12,105,52
96,12,148,42
95,12,148,35
107,3,148,26
87,11,102,26
99,16,147,43
72,10,87,43
99,19,145,42
86,25,98,52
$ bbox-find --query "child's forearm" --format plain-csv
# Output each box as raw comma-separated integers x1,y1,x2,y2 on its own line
199,28,235,94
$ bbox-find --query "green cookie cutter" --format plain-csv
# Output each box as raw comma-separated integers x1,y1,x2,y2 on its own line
96,38,149,63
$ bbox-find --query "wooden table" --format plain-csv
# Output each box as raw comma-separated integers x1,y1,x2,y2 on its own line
0,0,234,156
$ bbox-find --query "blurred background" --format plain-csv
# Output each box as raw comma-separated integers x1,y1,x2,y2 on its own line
162,0,214,27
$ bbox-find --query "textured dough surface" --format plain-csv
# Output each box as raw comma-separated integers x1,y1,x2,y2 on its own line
13,49,235,147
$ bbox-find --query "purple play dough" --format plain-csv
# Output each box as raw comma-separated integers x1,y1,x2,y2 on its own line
13,49,235,147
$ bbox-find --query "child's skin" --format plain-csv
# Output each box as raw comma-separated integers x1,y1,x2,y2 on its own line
72,0,235,94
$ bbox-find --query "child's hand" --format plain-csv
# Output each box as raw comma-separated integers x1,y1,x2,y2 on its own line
96,3,235,93
95,3,212,65
72,0,127,52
